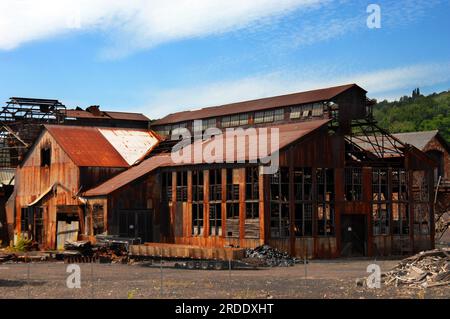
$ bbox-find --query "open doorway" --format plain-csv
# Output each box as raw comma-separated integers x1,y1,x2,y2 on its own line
340,215,367,257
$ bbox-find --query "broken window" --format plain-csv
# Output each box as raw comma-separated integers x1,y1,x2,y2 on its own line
92,204,104,235
192,203,204,236
301,104,312,118
225,168,240,238
270,167,290,238
208,169,222,236
209,203,222,236
274,108,284,121
290,106,301,119
222,113,249,128
40,145,51,167
412,171,430,235
162,172,173,202
392,169,409,235
226,168,239,218
372,203,390,235
170,122,188,137
255,110,276,124
345,168,362,201
316,168,335,236
293,168,313,236
312,103,324,117
392,202,409,235
372,169,390,235
202,118,217,131
209,169,222,201
294,203,313,236
245,166,259,220
192,170,204,236
176,171,187,202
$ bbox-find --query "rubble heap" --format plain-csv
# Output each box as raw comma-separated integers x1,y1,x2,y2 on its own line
244,245,298,267
383,248,450,288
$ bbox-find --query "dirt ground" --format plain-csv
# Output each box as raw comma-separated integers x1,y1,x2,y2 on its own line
0,259,448,299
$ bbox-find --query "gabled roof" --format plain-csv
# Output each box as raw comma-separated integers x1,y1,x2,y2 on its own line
41,125,160,167
152,84,364,125
391,130,445,151
84,119,330,196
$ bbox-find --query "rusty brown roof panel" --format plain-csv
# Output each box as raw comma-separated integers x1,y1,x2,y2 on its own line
152,84,362,125
45,125,130,167
83,119,330,196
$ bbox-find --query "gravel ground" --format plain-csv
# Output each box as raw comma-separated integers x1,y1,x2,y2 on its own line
0,259,448,299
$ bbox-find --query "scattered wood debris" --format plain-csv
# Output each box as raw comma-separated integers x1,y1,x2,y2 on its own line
382,248,450,288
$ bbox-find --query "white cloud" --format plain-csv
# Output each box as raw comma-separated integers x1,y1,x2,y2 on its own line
0,0,322,56
141,62,450,118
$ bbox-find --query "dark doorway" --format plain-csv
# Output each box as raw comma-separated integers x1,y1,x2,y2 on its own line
340,215,367,257
118,209,152,242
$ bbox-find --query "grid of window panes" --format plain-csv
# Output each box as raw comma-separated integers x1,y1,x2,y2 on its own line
192,170,204,236
209,169,222,236
222,113,249,128
245,166,259,219
202,118,217,131
270,167,290,238
392,169,409,235
316,168,335,236
294,168,313,236
372,168,390,235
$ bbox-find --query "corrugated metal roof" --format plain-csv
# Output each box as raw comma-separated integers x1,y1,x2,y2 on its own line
84,119,330,196
152,84,362,125
98,128,160,165
391,131,439,151
45,125,160,167
46,125,129,167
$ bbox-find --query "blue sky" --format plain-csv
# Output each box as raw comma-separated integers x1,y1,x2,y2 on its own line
0,0,449,119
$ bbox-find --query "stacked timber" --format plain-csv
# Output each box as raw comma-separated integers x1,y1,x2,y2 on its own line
129,243,246,261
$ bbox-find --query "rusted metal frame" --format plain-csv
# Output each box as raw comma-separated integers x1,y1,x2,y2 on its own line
288,147,295,256
407,167,415,253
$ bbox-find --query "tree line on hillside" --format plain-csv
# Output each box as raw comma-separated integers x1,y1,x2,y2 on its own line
373,88,450,142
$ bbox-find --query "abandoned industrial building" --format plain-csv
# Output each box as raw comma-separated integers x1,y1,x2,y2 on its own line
2,84,447,258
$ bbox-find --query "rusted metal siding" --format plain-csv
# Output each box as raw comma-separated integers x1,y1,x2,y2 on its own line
15,130,81,248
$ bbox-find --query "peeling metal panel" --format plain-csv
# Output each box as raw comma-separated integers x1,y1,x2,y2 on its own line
98,128,160,165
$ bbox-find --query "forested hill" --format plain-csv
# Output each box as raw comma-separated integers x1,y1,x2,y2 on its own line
373,88,450,142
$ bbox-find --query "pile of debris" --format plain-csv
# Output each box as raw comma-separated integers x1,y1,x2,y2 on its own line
62,240,128,264
0,252,17,263
244,245,298,267
382,248,450,288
